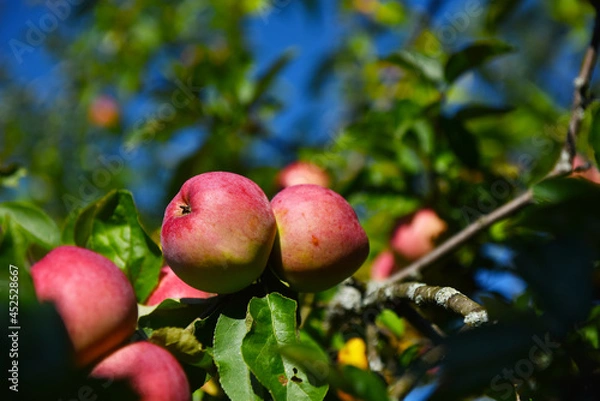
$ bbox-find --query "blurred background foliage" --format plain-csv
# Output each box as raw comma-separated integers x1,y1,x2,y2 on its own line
1,0,600,400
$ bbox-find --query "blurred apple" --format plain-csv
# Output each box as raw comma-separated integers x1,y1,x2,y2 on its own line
161,172,276,294
270,184,369,292
390,209,447,262
573,154,600,184
31,246,137,367
91,341,190,401
370,249,397,281
146,266,214,305
276,161,330,189
88,95,120,128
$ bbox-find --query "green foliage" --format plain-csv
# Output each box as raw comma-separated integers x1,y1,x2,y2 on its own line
65,190,162,302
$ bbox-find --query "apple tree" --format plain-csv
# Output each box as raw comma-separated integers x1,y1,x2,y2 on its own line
1,1,600,400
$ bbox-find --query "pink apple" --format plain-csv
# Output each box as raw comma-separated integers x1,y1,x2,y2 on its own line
370,250,397,281
146,266,214,306
161,172,277,294
88,95,119,128
91,341,190,401
390,209,447,262
573,154,600,184
276,161,330,189
31,246,137,367
270,184,370,292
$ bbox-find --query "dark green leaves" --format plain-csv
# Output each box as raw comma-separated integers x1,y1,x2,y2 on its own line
242,293,329,401
444,40,514,83
65,190,162,302
589,106,600,166
532,176,600,204
515,238,594,327
442,117,481,169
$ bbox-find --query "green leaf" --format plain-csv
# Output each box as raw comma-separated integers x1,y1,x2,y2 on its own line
442,117,481,169
138,297,220,330
523,178,600,239
338,365,389,401
149,326,208,366
532,177,600,204
0,164,26,188
247,50,295,108
242,293,328,401
61,209,79,245
0,216,29,271
0,217,37,305
214,300,265,401
376,309,405,338
444,40,514,84
72,190,162,302
590,106,600,167
0,201,60,249
385,50,444,86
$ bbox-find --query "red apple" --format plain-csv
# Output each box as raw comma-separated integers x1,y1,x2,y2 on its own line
390,209,447,262
146,266,214,306
88,95,120,128
91,341,190,401
270,184,370,292
370,250,397,281
161,172,277,294
573,154,600,184
276,161,330,189
31,246,137,367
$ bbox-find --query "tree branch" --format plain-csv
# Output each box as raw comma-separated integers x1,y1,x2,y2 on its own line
364,282,488,327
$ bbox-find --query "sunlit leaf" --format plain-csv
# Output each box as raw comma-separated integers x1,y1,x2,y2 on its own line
72,190,162,302
242,293,328,401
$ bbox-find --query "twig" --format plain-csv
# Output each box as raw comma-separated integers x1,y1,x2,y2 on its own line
366,323,384,372
554,2,600,174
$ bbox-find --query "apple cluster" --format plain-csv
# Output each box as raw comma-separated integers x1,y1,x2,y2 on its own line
161,170,370,294
31,246,192,401
27,166,368,400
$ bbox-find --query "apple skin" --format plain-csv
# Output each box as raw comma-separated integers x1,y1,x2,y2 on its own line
146,266,214,306
370,250,397,281
270,184,370,292
573,155,600,184
30,245,137,367
88,95,119,128
276,161,330,189
161,172,277,294
90,341,190,401
390,209,447,262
